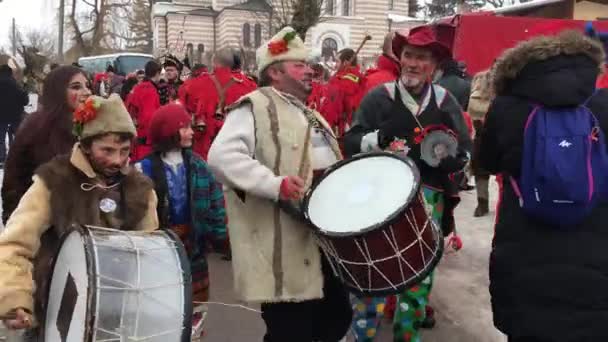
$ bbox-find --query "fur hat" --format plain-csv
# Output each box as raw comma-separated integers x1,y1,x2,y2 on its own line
492,30,605,95
149,103,192,145
162,54,184,71
74,94,137,139
256,26,308,76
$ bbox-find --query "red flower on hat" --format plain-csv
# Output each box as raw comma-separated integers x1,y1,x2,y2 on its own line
268,30,298,56
268,40,289,55
73,97,100,137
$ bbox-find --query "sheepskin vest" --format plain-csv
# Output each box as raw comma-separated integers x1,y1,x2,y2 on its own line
32,154,153,326
226,87,341,303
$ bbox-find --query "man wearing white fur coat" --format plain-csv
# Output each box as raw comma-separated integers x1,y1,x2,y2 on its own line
207,27,352,341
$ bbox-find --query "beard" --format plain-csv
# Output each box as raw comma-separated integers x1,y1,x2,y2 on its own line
88,155,123,178
400,74,423,89
283,74,313,98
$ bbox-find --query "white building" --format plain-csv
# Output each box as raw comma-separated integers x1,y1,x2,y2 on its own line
152,0,425,71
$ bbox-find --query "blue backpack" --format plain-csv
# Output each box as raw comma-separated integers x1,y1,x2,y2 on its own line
511,96,608,227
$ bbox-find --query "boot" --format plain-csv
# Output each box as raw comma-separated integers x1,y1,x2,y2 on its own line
474,198,489,217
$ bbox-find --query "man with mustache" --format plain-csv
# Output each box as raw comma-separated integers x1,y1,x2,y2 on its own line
207,26,352,342
343,25,472,342
0,94,158,339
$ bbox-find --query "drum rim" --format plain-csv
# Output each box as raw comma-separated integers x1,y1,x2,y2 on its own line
303,151,421,237
41,224,96,342
161,227,194,342
43,225,194,342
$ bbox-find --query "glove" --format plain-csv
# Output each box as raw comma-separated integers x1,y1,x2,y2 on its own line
438,152,469,173
279,176,305,201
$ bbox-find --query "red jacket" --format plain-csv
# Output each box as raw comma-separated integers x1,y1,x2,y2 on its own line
364,54,400,93
126,80,161,161
194,67,257,159
307,81,326,111
318,66,365,137
178,73,211,115
598,72,608,89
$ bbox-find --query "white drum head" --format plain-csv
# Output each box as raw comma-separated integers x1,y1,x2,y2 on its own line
306,154,419,235
45,226,191,342
44,231,89,342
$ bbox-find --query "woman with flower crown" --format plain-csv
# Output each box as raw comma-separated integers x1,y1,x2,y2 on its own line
0,94,159,340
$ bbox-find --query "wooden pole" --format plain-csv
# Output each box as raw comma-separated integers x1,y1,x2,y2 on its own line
58,0,65,62
11,18,16,57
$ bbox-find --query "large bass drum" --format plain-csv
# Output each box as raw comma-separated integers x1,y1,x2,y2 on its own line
43,225,192,342
303,152,444,296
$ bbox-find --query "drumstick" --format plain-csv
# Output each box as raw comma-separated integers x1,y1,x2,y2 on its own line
297,122,313,180
0,313,17,320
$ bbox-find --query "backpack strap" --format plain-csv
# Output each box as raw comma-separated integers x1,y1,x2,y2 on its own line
583,89,600,107
509,176,524,207
210,75,237,114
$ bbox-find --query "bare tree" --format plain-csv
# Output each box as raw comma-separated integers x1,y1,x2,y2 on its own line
126,0,153,53
66,0,130,55
258,0,326,41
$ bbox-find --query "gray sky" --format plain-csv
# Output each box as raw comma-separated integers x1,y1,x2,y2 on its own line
0,0,54,53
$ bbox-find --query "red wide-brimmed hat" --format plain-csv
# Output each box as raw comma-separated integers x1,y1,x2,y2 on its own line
392,25,452,61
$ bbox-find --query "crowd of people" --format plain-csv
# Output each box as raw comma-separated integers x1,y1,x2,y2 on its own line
0,19,606,342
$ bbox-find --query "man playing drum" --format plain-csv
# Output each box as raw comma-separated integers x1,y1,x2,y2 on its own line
0,94,158,339
207,26,353,342
343,25,472,342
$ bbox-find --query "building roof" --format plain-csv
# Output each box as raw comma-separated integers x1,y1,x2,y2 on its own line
224,0,272,12
184,7,216,16
492,0,567,14
388,13,423,22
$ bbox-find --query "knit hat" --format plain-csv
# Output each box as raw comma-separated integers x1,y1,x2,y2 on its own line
149,103,192,145
73,94,137,139
256,26,309,76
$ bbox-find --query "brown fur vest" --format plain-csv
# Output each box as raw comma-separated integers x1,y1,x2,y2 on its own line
32,154,153,327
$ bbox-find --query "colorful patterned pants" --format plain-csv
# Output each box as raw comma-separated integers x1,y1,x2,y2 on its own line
351,187,444,342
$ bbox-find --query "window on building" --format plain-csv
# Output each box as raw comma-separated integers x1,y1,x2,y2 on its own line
342,0,350,15
197,44,205,64
243,23,251,47
186,43,194,65
254,24,262,48
322,37,338,60
326,0,335,15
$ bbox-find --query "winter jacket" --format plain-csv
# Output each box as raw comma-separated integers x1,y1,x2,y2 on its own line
193,67,257,160
318,66,365,137
437,71,471,110
0,144,158,325
344,81,473,188
127,80,161,161
0,74,28,125
364,54,400,93
480,31,608,342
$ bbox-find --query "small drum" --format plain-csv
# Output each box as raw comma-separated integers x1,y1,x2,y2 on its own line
44,225,192,342
303,152,444,296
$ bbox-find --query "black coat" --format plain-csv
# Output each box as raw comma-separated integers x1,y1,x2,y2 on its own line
0,74,28,125
480,32,608,341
